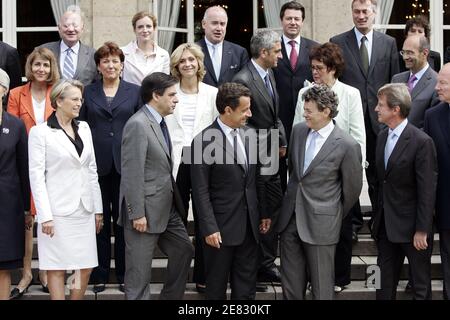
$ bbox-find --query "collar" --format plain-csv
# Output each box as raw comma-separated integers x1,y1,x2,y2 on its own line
132,40,158,57
60,41,80,55
282,34,301,48
204,38,223,50
146,104,163,124
217,117,239,136
315,119,335,139
354,27,373,44
251,59,269,80
410,63,429,82
389,118,408,137
47,111,80,130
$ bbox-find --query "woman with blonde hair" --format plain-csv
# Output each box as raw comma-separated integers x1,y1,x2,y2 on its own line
166,43,218,293
8,47,60,298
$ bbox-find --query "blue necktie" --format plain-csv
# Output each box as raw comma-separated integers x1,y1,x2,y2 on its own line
264,74,275,102
384,131,397,169
160,118,172,155
303,131,318,173
63,48,75,79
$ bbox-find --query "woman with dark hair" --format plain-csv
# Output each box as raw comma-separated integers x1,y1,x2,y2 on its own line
165,43,218,293
0,68,31,300
79,42,141,293
293,42,366,293
8,47,60,298
401,15,441,72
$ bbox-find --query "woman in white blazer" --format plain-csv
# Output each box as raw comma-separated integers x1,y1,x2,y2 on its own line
293,42,366,293
165,43,218,292
121,11,170,86
28,80,103,300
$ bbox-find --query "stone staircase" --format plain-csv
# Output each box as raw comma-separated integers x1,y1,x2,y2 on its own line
10,205,445,300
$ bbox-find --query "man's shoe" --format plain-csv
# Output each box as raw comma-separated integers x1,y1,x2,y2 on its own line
119,284,125,293
195,284,206,293
257,267,281,283
404,281,413,293
93,284,106,293
256,282,268,292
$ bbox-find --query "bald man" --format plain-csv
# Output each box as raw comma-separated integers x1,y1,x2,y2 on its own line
197,6,249,87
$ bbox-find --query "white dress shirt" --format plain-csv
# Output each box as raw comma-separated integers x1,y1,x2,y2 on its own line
217,117,247,163
305,120,335,160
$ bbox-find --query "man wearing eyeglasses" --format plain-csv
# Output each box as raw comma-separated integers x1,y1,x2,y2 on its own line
392,35,439,129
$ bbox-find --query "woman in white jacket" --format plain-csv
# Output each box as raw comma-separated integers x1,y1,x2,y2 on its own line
28,80,103,300
293,42,366,293
166,43,218,293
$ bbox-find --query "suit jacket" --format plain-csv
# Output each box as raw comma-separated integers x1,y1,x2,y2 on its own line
232,61,287,147
424,102,450,231
0,112,29,261
197,38,249,87
399,50,441,73
165,82,218,178
330,29,399,135
391,67,439,129
28,120,103,224
119,106,185,233
79,79,141,176
38,41,97,86
7,83,53,134
273,36,318,141
0,41,22,90
371,123,437,242
277,122,363,245
190,120,267,246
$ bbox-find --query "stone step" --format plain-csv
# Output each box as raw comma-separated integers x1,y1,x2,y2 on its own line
10,280,444,300
11,255,444,285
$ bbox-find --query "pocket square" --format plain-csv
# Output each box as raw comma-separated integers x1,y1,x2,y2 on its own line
230,64,238,69
2,128,9,134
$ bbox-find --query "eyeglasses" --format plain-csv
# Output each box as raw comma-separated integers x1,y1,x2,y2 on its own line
311,64,327,71
399,50,416,57
67,97,84,104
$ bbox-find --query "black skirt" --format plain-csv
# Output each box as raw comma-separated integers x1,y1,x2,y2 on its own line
0,259,23,270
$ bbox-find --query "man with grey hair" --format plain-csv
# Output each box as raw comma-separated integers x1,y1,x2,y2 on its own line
233,29,286,289
331,0,399,238
371,83,437,300
197,6,249,87
277,84,362,300
392,35,439,129
38,5,97,86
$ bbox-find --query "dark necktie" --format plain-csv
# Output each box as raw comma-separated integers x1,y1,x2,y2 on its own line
360,36,369,75
264,74,275,102
160,118,172,154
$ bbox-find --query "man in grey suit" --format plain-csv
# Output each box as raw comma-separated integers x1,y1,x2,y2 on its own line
38,6,97,86
277,85,362,300
330,0,399,235
197,6,249,88
119,72,194,300
392,35,439,129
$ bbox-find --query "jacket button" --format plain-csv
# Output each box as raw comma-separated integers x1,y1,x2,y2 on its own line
109,132,114,137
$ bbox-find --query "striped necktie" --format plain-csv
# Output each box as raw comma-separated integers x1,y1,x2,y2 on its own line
63,48,75,79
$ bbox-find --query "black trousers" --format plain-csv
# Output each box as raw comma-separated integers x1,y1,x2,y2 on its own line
376,216,432,300
176,154,205,285
258,174,283,272
440,230,450,300
91,168,125,284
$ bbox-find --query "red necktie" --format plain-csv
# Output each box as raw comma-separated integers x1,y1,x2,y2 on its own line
289,40,298,70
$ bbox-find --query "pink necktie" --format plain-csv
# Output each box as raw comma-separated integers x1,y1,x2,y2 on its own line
289,40,298,70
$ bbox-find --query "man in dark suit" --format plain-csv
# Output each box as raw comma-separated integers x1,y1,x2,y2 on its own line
38,6,97,86
330,0,399,234
273,1,318,192
233,29,287,286
392,35,439,129
424,63,450,300
197,6,249,88
277,85,362,300
191,83,271,300
0,42,22,92
371,83,437,300
119,73,194,300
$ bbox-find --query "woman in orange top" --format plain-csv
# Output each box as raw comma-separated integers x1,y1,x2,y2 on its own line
7,47,60,299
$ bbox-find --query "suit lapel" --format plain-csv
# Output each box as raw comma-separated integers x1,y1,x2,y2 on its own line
20,83,37,124
438,104,450,149
200,38,217,84
297,125,309,177
368,32,383,76
280,39,292,73
377,129,388,177
411,68,431,100
248,63,276,115
73,43,89,80
220,41,232,80
53,128,81,161
89,81,111,115
345,30,367,78
110,80,130,112
142,107,171,159
385,124,411,175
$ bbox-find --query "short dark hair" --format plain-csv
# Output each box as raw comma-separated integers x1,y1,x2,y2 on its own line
140,72,178,103
309,42,345,79
94,42,125,65
302,84,339,118
216,83,251,114
279,1,305,20
404,15,430,39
